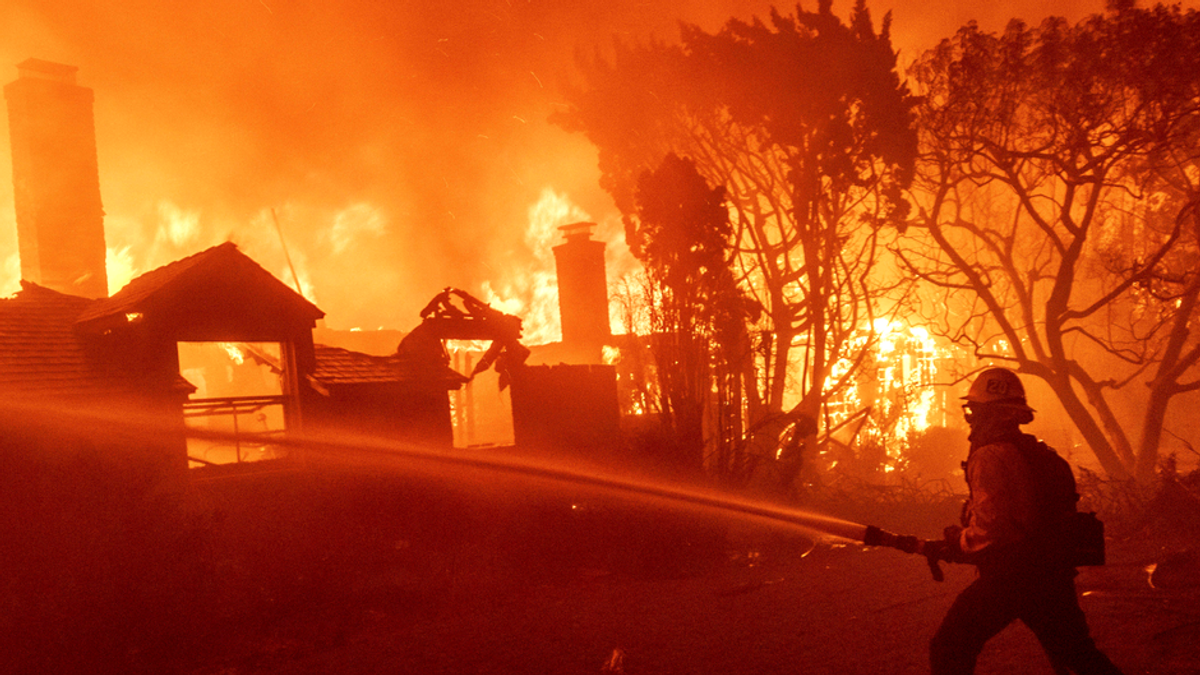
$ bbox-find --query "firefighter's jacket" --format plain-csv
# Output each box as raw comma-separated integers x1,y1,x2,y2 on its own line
957,428,1039,562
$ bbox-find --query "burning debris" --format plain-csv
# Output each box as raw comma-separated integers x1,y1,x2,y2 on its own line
399,286,530,384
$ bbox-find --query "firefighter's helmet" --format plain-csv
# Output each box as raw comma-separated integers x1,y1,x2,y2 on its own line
962,367,1034,412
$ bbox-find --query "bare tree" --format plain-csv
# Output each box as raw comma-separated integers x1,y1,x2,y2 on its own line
899,4,1200,481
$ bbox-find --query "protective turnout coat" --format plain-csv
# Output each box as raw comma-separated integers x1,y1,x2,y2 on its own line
957,430,1043,570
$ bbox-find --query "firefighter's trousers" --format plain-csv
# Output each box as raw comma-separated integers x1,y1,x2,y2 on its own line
930,563,1124,675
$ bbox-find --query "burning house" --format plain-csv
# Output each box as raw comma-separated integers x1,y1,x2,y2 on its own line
1,57,652,497
1,57,631,481
0,60,467,478
0,243,470,475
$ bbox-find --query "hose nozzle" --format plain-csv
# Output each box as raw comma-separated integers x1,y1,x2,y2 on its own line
862,525,944,582
863,525,919,553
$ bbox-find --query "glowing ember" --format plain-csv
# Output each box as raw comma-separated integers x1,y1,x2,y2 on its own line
602,344,621,365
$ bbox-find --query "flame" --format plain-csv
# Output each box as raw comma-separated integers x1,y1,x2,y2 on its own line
822,317,949,474
326,202,386,254
220,342,245,365
1,251,18,297
482,271,559,346
608,268,653,337
446,338,493,354
276,258,317,305
100,200,201,296
481,187,589,346
527,188,586,254
106,245,137,295
156,200,200,248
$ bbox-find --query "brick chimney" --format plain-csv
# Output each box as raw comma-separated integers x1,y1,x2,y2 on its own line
553,221,610,364
5,58,108,298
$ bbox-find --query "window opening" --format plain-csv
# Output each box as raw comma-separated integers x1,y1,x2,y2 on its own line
178,341,290,468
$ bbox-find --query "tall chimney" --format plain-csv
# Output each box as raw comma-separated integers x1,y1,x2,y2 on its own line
553,221,610,364
5,58,108,298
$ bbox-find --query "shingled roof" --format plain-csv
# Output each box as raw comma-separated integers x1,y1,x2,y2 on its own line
2,244,460,402
0,281,137,398
311,343,467,389
76,242,323,333
2,242,321,400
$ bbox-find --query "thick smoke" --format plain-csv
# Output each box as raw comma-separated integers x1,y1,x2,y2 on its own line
0,0,1111,329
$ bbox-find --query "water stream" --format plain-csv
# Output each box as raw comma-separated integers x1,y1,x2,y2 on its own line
2,397,872,543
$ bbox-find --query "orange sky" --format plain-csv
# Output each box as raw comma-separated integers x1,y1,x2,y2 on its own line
0,1,1159,330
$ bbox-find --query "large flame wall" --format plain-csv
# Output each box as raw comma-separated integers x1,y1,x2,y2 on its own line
0,0,1111,330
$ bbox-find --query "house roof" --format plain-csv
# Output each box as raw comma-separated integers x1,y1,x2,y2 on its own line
0,281,137,398
311,343,467,389
3,245,460,402
3,242,321,400
76,242,324,334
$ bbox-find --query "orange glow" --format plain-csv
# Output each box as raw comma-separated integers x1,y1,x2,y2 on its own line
482,188,588,346
220,342,246,365
821,317,953,474
1,251,19,297
446,338,493,354
106,246,137,295
0,1,1116,330
157,200,201,249
327,203,385,254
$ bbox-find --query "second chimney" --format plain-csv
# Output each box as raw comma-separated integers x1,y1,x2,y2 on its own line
553,222,610,364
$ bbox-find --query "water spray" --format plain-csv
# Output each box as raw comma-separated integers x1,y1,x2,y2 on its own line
298,434,953,581
299,433,954,583
300,438,954,582
2,398,949,580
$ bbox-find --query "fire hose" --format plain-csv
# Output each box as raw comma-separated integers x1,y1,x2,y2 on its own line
862,525,947,582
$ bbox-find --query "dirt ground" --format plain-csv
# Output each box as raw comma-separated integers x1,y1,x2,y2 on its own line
187,513,1200,675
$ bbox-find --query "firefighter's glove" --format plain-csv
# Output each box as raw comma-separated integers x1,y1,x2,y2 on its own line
940,526,965,562
920,539,957,564
916,539,948,582
922,526,964,565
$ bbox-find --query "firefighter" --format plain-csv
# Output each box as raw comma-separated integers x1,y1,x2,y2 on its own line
926,367,1124,675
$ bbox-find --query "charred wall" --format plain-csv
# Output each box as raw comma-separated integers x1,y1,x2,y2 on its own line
510,363,620,458
305,382,455,448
